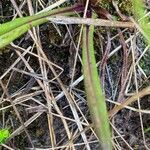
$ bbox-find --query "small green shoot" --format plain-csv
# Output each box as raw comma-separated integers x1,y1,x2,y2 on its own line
144,127,150,134
0,129,10,144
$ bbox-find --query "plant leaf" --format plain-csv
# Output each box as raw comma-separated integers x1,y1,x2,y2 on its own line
133,0,150,46
82,20,112,149
0,129,10,144
0,4,84,49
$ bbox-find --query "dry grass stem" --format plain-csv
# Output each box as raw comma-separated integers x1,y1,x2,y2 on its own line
47,16,134,28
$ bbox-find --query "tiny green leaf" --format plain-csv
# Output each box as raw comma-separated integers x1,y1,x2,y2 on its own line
0,129,10,144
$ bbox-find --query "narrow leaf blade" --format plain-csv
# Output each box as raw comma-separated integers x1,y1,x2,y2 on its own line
82,24,112,149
